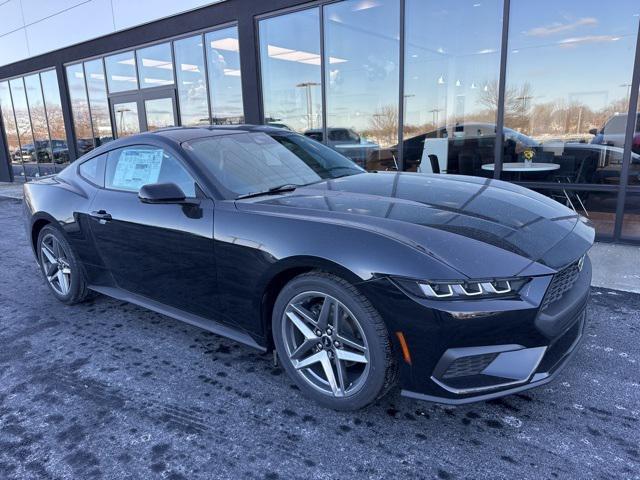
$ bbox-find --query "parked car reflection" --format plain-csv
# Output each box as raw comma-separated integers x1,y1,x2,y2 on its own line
12,139,69,164
590,112,640,154
304,127,380,168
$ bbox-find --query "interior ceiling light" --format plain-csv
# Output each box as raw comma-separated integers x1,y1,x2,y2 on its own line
210,37,240,52
352,0,381,11
117,58,136,66
223,68,241,77
143,77,173,85
267,45,347,65
111,75,137,83
180,63,201,73
141,58,173,70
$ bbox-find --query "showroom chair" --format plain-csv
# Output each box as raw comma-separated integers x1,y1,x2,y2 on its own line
428,154,440,174
551,155,589,216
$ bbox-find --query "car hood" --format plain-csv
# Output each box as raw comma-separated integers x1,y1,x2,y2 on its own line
236,172,594,278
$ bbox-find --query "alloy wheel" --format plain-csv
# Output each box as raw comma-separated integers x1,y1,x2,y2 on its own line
281,291,370,397
40,233,72,296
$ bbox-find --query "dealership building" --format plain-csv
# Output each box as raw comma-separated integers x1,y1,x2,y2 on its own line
0,0,639,243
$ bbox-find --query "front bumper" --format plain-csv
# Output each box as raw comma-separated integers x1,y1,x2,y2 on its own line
402,307,586,404
359,255,591,405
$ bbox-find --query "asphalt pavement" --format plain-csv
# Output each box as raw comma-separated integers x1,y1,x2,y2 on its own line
0,196,638,479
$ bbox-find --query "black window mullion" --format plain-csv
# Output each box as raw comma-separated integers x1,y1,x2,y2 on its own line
200,33,213,125
397,0,405,172
81,62,97,150
319,5,328,148
493,0,511,180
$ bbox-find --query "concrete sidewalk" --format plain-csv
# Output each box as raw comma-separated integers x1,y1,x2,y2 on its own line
2,181,637,293
0,181,24,199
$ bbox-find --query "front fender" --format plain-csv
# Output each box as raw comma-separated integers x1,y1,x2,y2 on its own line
213,203,464,339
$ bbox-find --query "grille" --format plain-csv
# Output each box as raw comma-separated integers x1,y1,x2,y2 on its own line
541,257,582,310
442,352,499,379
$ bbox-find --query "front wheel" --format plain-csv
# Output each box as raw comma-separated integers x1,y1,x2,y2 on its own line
272,272,397,410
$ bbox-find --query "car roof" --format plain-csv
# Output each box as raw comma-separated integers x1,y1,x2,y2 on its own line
149,124,291,142
77,124,294,159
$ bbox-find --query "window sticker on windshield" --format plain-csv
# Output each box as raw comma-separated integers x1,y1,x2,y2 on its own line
112,149,163,191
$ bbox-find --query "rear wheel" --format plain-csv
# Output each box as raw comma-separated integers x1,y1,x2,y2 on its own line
37,225,91,304
272,272,396,410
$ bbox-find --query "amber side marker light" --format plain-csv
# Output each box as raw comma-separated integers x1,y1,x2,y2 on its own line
395,331,412,365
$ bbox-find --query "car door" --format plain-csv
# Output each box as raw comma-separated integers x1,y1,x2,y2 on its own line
88,143,217,319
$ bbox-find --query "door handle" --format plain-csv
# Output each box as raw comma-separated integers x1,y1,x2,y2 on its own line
90,210,112,221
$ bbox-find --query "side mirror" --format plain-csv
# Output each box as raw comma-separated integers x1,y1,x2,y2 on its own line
138,182,197,205
589,128,598,136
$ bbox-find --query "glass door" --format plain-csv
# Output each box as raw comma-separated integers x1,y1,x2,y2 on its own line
109,88,177,138
144,97,176,131
112,99,140,138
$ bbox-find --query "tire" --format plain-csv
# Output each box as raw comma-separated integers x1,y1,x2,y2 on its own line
272,271,397,410
37,224,91,305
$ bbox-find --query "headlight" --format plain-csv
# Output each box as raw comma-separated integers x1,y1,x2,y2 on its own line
394,277,530,300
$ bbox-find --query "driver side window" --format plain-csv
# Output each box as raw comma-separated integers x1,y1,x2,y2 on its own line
105,146,196,197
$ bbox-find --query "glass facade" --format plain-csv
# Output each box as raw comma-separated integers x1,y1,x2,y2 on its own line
256,0,640,242
174,35,209,126
66,63,94,157
1,0,639,243
621,92,640,240
10,78,36,178
500,0,640,236
84,59,114,147
57,25,245,159
206,26,244,124
40,70,69,172
136,43,174,89
24,74,54,176
259,9,322,134
403,0,503,175
324,0,400,170
0,69,69,180
105,51,139,93
0,81,22,179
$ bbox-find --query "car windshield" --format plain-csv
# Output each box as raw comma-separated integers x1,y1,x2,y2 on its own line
185,131,364,198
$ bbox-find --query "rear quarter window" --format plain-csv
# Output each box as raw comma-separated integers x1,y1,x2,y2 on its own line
78,154,106,187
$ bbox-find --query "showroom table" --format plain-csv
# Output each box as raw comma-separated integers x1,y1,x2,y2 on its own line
482,162,560,181
481,162,561,173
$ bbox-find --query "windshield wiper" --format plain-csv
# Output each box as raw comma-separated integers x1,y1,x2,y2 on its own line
236,183,302,200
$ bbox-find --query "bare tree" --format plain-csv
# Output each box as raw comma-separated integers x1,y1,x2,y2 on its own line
365,105,398,147
477,80,534,132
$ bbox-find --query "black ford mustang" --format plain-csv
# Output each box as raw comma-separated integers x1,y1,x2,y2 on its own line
23,125,594,410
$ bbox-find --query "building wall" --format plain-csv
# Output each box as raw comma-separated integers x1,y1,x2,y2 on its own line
0,0,225,67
